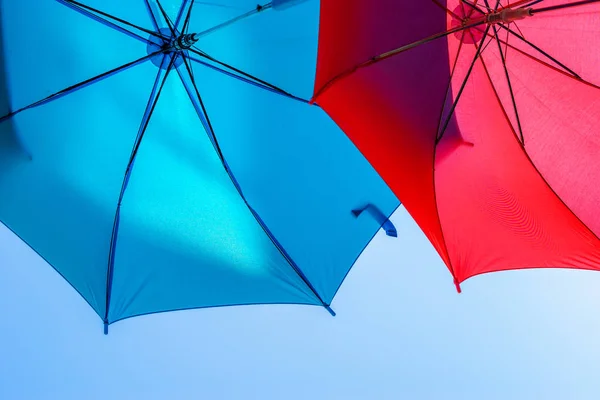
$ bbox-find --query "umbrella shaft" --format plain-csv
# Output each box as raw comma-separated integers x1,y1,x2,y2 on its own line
166,33,199,51
486,8,533,23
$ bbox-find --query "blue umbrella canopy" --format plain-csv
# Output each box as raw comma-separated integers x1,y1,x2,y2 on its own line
0,0,398,332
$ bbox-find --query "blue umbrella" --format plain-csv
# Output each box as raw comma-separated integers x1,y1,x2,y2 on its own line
0,0,398,333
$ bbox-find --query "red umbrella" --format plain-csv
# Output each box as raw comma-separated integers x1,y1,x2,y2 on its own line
313,0,600,291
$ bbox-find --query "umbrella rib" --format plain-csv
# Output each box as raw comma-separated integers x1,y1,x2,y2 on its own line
435,30,468,139
492,24,525,144
481,29,600,89
143,0,161,33
463,0,487,13
430,0,461,19
174,0,194,33
103,53,177,333
520,0,545,8
0,51,161,125
312,18,488,101
192,2,273,39
531,0,600,14
155,0,177,37
175,56,334,315
187,49,311,104
177,56,225,162
58,0,168,43
436,24,492,144
477,49,600,259
496,24,581,80
182,2,195,33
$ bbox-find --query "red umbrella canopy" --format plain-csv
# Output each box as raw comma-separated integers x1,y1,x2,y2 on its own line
313,0,600,291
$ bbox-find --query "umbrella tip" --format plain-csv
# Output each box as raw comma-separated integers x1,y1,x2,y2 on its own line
325,305,336,317
454,278,462,294
103,322,109,335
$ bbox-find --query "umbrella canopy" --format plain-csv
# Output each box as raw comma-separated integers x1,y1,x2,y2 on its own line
0,0,398,332
313,0,600,291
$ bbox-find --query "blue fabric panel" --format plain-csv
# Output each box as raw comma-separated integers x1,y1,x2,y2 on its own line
107,73,318,322
272,0,310,11
189,60,398,303
185,0,318,100
74,0,158,34
0,0,399,326
0,0,159,316
0,1,148,112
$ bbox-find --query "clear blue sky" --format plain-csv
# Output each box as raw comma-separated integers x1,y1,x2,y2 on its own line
2,206,600,399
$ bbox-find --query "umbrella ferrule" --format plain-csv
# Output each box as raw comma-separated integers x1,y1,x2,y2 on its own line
486,7,533,24
169,33,199,51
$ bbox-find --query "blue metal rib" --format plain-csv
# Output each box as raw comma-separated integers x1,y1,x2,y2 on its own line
103,53,177,334
0,52,161,124
187,52,311,105
175,56,334,315
57,0,167,45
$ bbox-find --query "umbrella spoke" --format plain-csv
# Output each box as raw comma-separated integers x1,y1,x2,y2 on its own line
463,0,487,13
0,51,161,125
155,0,176,37
484,28,600,89
57,0,167,44
436,24,492,144
503,22,511,59
313,18,489,100
193,2,273,39
430,0,462,19
520,0,544,8
143,0,161,33
104,54,177,334
187,49,311,104
492,24,525,144
497,24,581,79
436,30,468,138
175,56,334,316
531,0,600,14
176,57,225,163
175,0,194,33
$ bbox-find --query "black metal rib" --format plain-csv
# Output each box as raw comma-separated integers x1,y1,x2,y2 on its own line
187,55,311,104
174,0,194,33
143,0,161,32
430,0,461,19
192,2,273,39
496,24,581,79
0,51,161,124
175,56,333,315
521,0,544,8
182,1,195,33
436,29,467,138
462,0,486,13
59,0,168,42
492,24,525,144
187,48,310,103
313,17,489,100
104,53,177,333
532,0,600,13
155,0,176,36
436,24,492,144
177,57,224,162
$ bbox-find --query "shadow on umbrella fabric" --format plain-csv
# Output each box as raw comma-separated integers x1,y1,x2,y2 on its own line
0,0,399,334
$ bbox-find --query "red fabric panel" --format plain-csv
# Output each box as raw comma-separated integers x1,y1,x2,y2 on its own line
315,0,600,286
436,45,600,282
515,0,600,86
314,0,448,95
482,33,600,238
315,1,454,269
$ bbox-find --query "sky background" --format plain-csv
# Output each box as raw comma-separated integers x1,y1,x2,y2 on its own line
2,206,600,399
